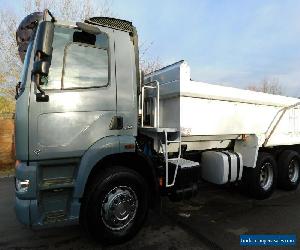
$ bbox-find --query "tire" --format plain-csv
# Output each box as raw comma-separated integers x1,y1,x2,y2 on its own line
277,150,300,190
245,152,277,200
81,166,149,244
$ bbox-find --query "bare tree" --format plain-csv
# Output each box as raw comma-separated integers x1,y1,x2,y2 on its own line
139,40,163,74
23,0,114,21
0,10,21,100
247,78,283,95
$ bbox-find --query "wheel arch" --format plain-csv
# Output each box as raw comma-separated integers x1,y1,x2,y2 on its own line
73,135,159,208
82,152,159,208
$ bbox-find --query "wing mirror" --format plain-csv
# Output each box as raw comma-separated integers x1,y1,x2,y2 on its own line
32,21,54,102
35,21,54,57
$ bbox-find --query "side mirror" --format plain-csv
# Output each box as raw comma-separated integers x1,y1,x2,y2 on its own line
32,21,54,102
35,21,54,56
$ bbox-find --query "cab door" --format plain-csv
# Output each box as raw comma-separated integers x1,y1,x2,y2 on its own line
28,25,117,161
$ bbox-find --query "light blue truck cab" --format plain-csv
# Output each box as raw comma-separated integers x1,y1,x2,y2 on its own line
14,10,161,243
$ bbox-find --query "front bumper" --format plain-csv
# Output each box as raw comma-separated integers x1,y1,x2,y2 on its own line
15,197,39,226
15,161,80,228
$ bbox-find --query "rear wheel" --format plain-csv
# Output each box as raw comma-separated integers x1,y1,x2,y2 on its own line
278,150,300,190
245,152,277,200
81,166,149,244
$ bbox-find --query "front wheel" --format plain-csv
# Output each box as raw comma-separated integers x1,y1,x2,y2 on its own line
81,166,149,244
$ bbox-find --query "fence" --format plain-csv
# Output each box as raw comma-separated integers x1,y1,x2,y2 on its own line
0,113,15,168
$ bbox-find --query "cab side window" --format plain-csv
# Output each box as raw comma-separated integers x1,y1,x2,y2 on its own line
45,26,109,89
63,43,108,89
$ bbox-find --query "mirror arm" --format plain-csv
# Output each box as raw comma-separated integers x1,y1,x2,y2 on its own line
33,73,49,102
33,73,45,95
36,80,45,96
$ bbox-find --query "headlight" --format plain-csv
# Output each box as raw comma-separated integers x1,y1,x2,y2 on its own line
16,179,30,193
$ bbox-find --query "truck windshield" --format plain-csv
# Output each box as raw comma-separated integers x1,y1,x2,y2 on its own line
19,41,33,95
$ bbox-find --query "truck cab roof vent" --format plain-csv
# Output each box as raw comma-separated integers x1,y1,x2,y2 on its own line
85,17,134,33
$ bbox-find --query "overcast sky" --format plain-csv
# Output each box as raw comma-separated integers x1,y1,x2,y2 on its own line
2,0,300,97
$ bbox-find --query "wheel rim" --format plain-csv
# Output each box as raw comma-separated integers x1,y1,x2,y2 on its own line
259,162,274,191
288,159,300,183
101,186,138,231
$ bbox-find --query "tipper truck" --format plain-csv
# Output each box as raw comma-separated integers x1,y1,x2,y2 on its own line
14,10,300,243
